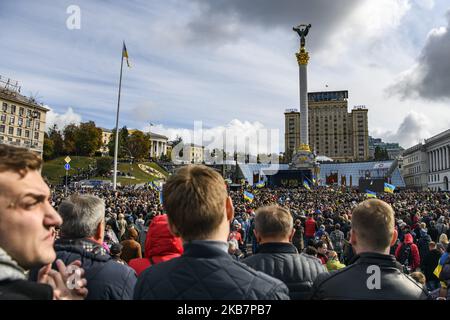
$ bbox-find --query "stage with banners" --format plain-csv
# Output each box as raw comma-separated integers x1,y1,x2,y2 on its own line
266,169,313,188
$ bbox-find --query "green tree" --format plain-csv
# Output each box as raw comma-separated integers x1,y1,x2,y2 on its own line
48,124,64,157
127,130,151,160
63,124,78,155
96,157,112,176
74,121,102,156
43,132,54,160
108,126,129,158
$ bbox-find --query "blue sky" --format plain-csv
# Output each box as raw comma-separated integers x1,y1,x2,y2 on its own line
0,0,449,152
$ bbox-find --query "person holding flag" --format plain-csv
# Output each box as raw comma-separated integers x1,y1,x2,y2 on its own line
384,183,396,194
365,190,377,198
243,191,254,203
303,180,311,191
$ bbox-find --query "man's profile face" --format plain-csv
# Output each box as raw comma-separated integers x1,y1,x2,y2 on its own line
0,170,62,269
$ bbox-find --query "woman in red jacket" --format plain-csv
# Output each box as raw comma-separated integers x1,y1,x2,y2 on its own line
129,215,183,276
395,233,420,272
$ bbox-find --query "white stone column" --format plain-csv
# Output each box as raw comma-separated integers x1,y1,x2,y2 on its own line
434,150,437,172
429,152,432,172
299,63,308,146
447,145,450,169
445,146,448,169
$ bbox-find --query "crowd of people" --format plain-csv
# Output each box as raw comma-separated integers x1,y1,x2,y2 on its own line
1,143,449,300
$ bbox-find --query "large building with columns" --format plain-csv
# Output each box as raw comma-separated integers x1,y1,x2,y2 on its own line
426,129,450,191
401,129,450,191
149,132,168,159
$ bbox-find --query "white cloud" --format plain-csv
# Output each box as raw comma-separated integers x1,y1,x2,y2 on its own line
370,111,433,148
45,106,82,131
143,119,281,155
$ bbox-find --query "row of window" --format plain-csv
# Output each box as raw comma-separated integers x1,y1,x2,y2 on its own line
429,174,439,182
408,165,421,175
2,102,41,119
0,114,40,129
0,125,39,139
0,135,40,148
406,155,420,163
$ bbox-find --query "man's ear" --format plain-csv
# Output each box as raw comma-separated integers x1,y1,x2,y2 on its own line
254,229,262,244
225,196,234,222
96,219,105,242
390,229,398,247
350,228,357,247
168,221,181,237
289,228,295,242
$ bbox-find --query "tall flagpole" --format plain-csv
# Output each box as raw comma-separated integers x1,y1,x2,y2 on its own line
113,42,125,191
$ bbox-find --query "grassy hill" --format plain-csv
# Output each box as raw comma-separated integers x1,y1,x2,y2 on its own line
43,156,169,186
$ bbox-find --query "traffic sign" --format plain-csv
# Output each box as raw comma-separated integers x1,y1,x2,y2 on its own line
65,156,71,163
64,163,71,171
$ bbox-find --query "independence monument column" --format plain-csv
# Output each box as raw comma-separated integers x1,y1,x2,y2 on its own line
294,23,311,151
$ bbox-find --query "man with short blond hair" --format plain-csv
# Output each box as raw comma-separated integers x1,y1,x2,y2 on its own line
242,205,326,300
134,165,289,300
310,199,429,300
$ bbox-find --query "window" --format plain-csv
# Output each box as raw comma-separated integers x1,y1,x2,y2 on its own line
18,117,23,126
17,128,22,136
9,116,15,125
10,105,16,114
0,114,6,123
27,109,31,117
25,130,30,138
0,125,4,133
19,107,24,116
35,121,40,130
34,132,39,140
2,103,7,112
8,127,14,135
26,119,31,127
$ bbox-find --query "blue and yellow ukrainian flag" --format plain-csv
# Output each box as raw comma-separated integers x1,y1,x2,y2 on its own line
123,41,130,67
303,180,311,191
384,183,396,193
243,191,254,203
365,190,377,198
256,181,265,188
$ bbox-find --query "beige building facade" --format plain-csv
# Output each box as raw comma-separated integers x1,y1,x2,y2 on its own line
0,83,48,156
285,90,369,162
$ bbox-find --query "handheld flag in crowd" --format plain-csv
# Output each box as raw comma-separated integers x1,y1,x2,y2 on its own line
159,191,163,205
365,190,377,198
255,181,265,188
303,180,311,191
384,183,396,193
122,41,131,68
243,191,254,203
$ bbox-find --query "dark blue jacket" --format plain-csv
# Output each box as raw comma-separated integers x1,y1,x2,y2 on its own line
55,239,137,300
134,241,290,300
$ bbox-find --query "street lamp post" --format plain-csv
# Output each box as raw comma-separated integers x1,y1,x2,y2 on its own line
30,111,39,150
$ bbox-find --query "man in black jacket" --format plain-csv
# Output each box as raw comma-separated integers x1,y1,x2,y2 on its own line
56,194,137,299
0,144,87,300
421,242,443,291
310,199,429,300
242,206,327,299
134,165,289,300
